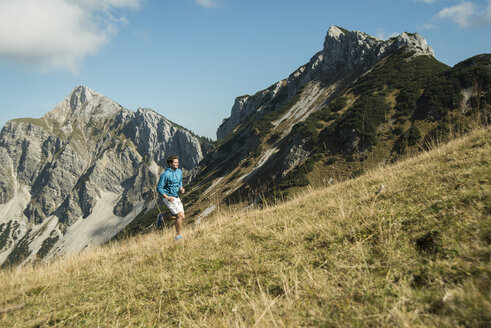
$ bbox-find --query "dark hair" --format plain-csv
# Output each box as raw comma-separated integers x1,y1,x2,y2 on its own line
167,155,179,166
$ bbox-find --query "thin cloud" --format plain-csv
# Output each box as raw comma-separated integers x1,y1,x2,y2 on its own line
420,23,436,29
374,29,400,40
0,0,142,73
134,29,151,43
437,0,491,28
195,0,218,8
79,0,142,10
414,0,437,3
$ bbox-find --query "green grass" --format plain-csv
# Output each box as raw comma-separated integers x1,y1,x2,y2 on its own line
0,127,489,327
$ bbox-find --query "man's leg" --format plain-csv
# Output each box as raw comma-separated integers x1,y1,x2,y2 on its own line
175,211,185,236
162,198,185,239
162,212,185,237
163,213,176,221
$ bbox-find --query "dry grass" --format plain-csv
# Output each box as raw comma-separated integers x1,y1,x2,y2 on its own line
1,127,489,327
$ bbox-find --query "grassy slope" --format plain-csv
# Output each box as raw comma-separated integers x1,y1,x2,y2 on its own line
0,128,489,327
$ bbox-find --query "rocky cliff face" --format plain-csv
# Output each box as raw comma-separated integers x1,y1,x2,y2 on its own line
0,86,207,267
209,27,437,191
217,26,433,139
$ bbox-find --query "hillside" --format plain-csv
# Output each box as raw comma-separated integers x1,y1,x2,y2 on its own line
1,127,489,327
190,28,443,208
120,29,489,237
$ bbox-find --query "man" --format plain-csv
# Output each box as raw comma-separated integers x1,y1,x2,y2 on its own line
156,155,185,240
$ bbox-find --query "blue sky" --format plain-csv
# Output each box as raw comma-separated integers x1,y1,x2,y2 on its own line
0,0,490,139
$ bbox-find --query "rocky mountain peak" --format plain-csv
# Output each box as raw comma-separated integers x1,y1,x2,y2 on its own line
319,26,434,76
392,32,434,57
323,25,377,49
323,26,433,58
69,85,94,111
44,85,123,125
326,25,345,40
217,26,436,140
320,26,382,74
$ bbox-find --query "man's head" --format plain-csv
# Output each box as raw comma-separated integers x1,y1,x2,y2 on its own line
167,155,179,170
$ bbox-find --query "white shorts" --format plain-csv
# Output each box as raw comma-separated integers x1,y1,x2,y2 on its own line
162,197,184,215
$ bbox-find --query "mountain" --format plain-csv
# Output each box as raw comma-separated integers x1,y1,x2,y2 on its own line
199,28,488,203
120,26,488,233
216,26,434,139
0,86,209,268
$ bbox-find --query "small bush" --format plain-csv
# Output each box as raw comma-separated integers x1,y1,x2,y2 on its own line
423,123,451,148
278,158,316,190
393,134,409,154
392,125,422,154
395,85,420,117
392,126,404,135
325,157,336,165
267,132,281,144
329,97,347,112
407,126,422,146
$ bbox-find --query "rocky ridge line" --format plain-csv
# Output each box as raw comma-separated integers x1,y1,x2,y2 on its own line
217,26,434,140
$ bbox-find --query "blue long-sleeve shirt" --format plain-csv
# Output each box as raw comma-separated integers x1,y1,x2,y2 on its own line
156,168,183,198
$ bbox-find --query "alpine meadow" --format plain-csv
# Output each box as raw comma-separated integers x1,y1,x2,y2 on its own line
0,126,489,327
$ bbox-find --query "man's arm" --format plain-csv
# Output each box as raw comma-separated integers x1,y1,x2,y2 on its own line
156,173,166,195
164,193,175,202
